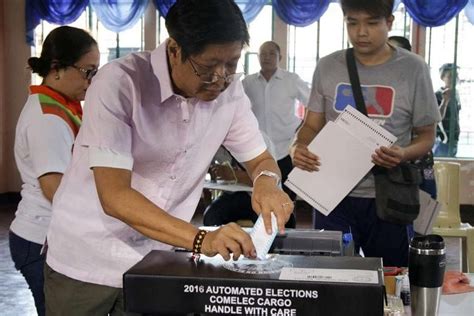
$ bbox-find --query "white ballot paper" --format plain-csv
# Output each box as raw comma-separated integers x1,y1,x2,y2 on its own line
414,190,441,235
285,106,397,215
249,213,278,260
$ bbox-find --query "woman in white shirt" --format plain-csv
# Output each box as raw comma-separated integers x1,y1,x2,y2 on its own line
9,26,99,316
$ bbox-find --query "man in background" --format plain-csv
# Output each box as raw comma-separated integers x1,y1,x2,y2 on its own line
243,41,310,203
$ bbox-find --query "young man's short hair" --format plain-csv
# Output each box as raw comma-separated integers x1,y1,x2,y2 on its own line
165,0,249,61
340,0,394,18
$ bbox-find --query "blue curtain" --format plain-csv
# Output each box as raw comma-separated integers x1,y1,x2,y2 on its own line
25,0,89,45
403,0,468,27
235,0,267,23
153,0,265,23
273,0,332,27
91,0,149,33
24,0,474,46
464,0,474,23
153,0,175,18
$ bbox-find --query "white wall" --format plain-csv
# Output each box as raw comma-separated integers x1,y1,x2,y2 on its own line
0,0,30,192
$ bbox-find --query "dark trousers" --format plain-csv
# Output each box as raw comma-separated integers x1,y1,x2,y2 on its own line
278,155,296,201
203,191,296,228
44,264,141,316
9,231,46,316
313,196,413,267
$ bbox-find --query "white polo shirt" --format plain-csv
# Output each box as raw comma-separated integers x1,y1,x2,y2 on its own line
46,41,266,288
11,86,80,244
242,68,310,160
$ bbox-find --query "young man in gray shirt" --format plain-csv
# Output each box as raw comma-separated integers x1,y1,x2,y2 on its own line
290,0,440,267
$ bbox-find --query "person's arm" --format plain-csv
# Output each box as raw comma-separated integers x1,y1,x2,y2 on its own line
38,173,63,202
289,110,325,171
438,88,451,119
242,150,293,235
93,167,255,261
372,124,436,168
294,75,311,106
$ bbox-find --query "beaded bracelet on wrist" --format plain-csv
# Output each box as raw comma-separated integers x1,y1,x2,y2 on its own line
191,229,207,261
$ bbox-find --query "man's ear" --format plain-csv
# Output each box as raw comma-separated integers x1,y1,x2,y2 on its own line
387,14,394,31
167,38,182,64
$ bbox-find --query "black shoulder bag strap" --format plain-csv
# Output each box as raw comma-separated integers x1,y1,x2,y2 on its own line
345,48,367,116
346,48,384,175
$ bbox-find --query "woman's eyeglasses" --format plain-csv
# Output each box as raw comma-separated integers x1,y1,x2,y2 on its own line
188,58,242,84
71,65,98,81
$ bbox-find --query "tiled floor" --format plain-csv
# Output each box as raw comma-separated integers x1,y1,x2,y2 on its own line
0,203,36,316
0,200,462,316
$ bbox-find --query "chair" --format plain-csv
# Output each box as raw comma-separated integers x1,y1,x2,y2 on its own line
432,161,474,272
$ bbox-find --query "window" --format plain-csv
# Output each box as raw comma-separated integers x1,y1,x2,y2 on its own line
31,10,89,85
390,3,411,38
32,5,144,85
426,11,474,158
288,3,345,84
244,5,273,75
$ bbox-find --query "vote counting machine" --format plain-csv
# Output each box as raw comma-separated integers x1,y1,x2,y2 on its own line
123,230,385,315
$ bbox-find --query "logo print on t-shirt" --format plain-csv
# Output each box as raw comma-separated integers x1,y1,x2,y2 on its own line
334,83,394,118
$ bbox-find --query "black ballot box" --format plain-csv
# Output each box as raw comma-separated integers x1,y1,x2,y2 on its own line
123,250,384,316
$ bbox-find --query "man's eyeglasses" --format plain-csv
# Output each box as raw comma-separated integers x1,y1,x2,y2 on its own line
188,58,242,84
71,65,98,81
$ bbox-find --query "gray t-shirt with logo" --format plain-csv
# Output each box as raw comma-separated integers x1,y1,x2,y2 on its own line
308,47,441,197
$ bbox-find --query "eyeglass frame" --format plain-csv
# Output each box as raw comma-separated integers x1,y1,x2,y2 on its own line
71,65,98,81
187,58,242,84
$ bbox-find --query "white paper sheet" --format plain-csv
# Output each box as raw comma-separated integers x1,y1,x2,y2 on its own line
285,106,397,215
279,267,379,284
414,190,441,235
249,213,278,260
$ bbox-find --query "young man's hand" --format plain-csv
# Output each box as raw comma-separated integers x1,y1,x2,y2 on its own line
290,143,320,172
372,145,406,169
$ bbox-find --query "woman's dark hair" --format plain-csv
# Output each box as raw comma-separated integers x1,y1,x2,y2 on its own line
340,0,394,19
388,36,412,51
165,0,249,61
28,26,97,78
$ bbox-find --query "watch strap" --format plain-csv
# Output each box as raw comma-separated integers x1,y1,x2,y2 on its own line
253,170,281,187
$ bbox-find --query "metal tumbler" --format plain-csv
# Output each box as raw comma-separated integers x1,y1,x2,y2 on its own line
408,234,446,316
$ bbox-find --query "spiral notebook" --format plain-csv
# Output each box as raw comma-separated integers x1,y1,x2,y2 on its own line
285,106,397,216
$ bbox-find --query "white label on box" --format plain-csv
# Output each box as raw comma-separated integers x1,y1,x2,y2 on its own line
279,267,379,284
